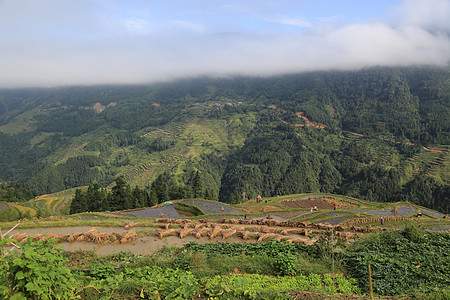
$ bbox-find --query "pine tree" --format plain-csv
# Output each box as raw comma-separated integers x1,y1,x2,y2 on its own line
192,171,204,198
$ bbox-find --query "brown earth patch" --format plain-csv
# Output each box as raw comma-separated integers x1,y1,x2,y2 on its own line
280,197,356,210
241,206,282,213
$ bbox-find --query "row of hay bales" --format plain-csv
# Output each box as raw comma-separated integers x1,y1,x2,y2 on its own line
155,225,316,245
157,218,377,234
345,216,405,227
10,228,138,245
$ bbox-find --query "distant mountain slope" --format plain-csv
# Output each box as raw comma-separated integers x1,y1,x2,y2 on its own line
0,66,448,213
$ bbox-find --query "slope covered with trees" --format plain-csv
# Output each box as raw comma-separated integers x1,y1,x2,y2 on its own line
0,66,448,213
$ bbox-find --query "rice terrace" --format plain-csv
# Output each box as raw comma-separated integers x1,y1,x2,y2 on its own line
1,191,449,299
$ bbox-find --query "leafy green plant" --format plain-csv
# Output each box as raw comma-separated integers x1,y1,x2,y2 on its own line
0,237,79,300
88,266,200,299
202,273,360,299
345,231,450,296
270,252,299,276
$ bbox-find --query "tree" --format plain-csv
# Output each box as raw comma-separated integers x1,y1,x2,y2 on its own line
110,176,132,210
192,171,205,198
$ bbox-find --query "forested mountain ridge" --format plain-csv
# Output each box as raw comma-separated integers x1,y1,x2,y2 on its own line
0,66,448,213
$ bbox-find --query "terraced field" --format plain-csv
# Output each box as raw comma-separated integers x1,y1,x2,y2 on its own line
181,200,245,215
117,204,195,218
0,202,8,213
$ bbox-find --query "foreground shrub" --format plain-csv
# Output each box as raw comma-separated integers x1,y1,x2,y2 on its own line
345,230,450,296
87,266,200,299
202,273,360,299
0,238,78,300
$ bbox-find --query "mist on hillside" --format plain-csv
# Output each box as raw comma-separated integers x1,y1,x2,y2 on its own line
0,0,449,88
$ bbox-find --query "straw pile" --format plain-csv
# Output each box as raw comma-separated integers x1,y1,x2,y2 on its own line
209,226,222,239
195,228,211,239
122,221,141,230
221,229,236,240
257,233,276,242
179,228,194,239
156,228,177,239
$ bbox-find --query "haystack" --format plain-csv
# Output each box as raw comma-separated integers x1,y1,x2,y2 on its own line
120,230,138,243
193,223,203,230
12,233,28,242
221,229,236,240
156,228,177,239
240,231,252,240
84,228,100,240
158,223,170,229
195,227,210,239
209,226,222,239
32,234,44,242
76,235,85,242
122,221,140,230
257,233,276,242
179,228,194,239
229,226,244,231
68,232,83,242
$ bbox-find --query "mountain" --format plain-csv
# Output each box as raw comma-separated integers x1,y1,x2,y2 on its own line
0,66,448,213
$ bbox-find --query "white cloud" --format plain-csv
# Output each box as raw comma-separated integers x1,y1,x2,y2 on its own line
0,0,449,88
397,0,450,29
265,15,312,28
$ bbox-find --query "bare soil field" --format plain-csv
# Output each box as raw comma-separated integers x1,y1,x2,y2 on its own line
181,200,245,215
117,204,195,218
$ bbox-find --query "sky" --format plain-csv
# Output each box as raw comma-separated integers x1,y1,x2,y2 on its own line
0,0,449,88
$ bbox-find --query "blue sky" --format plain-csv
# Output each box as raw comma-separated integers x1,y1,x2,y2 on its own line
0,0,449,87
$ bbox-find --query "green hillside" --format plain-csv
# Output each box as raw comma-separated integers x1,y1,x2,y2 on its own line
0,67,448,214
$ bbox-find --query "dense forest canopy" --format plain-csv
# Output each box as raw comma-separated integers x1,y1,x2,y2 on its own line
0,66,448,213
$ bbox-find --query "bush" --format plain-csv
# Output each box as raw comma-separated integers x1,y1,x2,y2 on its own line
0,238,78,299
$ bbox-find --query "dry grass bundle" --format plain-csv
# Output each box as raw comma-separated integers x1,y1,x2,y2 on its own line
122,221,140,230
229,226,244,231
84,228,100,240
68,232,83,242
273,235,285,241
156,228,177,239
210,226,222,239
229,219,240,224
76,235,85,242
112,232,122,240
193,223,203,230
93,233,110,244
122,230,137,240
179,228,194,239
120,230,138,244
195,228,210,239
257,233,276,242
239,231,252,240
59,234,70,242
156,219,170,223
12,233,28,242
158,223,170,229
221,229,236,240
287,238,316,245
32,234,44,242
45,233,65,242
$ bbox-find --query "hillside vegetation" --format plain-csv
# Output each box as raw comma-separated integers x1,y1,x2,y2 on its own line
0,67,449,213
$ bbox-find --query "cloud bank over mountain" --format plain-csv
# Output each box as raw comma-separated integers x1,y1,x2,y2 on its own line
0,0,449,87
